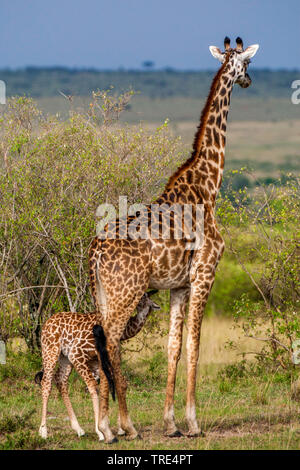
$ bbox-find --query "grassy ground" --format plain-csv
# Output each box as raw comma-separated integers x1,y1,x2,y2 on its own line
1,317,299,450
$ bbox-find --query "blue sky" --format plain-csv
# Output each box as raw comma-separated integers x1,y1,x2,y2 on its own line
1,0,299,70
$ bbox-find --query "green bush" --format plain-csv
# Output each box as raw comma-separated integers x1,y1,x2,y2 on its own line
217,172,300,369
0,94,184,349
0,430,47,450
0,410,35,434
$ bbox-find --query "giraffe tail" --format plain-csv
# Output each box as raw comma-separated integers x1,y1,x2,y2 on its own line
92,324,115,401
34,370,44,386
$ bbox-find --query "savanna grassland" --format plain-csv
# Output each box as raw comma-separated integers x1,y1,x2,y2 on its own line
35,93,300,184
0,69,299,450
1,321,300,451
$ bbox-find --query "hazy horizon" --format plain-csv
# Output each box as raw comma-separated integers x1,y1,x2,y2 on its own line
1,65,299,73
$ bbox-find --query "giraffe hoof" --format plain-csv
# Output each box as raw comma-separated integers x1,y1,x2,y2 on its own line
187,430,205,438
39,426,48,439
125,432,141,441
167,430,183,438
106,436,118,444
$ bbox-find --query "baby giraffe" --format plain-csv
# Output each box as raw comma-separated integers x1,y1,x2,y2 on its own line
36,290,159,441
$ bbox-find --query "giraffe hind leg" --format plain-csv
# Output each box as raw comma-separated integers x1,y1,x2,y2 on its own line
39,344,60,439
68,352,105,442
54,354,85,437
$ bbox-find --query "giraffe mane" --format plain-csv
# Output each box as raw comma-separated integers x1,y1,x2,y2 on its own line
164,53,231,191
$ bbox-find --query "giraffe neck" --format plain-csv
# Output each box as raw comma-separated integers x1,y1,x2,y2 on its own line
159,56,234,207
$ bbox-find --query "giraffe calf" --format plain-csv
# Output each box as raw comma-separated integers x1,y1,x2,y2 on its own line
36,291,159,441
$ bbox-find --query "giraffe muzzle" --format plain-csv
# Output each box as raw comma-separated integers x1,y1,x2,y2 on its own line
237,73,252,88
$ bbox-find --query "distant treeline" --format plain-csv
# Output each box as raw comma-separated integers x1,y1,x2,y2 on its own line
0,67,299,99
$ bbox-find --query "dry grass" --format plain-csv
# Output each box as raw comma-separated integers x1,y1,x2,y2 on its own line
125,315,260,371
161,120,300,177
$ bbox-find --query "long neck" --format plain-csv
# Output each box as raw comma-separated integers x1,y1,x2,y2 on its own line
158,58,234,206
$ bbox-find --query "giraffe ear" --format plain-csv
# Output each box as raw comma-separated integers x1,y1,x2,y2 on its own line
209,46,225,63
151,301,160,310
239,44,259,61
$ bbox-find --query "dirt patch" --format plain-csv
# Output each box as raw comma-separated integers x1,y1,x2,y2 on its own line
137,413,299,443
205,412,298,438
209,422,272,438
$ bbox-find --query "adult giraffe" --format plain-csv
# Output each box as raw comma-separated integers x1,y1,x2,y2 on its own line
89,37,259,443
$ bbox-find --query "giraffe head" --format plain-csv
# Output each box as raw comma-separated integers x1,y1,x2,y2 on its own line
209,37,259,88
137,289,160,312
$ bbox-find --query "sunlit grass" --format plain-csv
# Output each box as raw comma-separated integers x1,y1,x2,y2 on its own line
1,316,299,450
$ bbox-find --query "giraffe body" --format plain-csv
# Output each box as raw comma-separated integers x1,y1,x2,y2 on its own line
36,292,159,441
89,37,260,442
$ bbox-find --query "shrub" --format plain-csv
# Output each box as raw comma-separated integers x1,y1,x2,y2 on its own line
0,94,184,350
217,171,300,369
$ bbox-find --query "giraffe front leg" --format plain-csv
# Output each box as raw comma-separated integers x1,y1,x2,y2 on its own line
164,287,190,437
185,279,214,436
185,228,224,436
